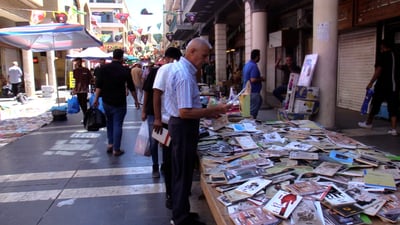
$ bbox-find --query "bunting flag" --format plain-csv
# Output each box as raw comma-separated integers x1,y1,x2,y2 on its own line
141,34,148,45
30,10,46,25
147,26,152,32
156,23,161,30
141,8,153,15
153,33,162,44
115,13,129,23
53,11,68,23
71,5,86,15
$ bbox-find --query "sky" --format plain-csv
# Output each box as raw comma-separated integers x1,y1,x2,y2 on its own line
125,0,164,34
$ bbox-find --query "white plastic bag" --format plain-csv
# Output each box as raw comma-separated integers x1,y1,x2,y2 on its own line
134,120,151,156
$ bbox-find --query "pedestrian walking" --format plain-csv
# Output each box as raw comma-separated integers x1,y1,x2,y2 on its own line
8,61,23,97
93,49,140,156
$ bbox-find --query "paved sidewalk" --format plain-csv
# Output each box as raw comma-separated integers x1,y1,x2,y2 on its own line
0,93,64,147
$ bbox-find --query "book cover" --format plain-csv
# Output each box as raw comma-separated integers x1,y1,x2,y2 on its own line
234,177,272,197
285,180,327,196
234,136,259,150
322,183,356,206
323,208,363,225
298,54,318,87
263,190,303,219
329,150,353,165
289,151,319,160
331,204,363,217
363,199,386,216
344,187,381,209
224,188,252,203
229,206,279,225
313,161,342,177
290,199,324,225
151,128,171,147
224,166,264,184
227,201,259,214
364,169,397,190
380,192,400,215
217,194,233,206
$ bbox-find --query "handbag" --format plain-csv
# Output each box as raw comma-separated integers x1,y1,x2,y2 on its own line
88,94,105,113
84,107,106,131
67,96,80,114
134,120,151,156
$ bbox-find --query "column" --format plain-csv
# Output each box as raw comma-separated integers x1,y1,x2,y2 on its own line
22,50,35,97
214,23,227,85
248,0,268,105
313,0,338,128
46,50,56,88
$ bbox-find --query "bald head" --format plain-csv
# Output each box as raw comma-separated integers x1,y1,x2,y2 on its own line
185,37,212,69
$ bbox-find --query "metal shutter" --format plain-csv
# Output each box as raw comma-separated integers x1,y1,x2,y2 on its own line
337,28,376,111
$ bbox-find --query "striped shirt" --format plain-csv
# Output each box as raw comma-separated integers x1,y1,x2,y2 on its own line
164,57,201,117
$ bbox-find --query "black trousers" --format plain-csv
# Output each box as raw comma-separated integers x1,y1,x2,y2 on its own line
76,93,88,115
11,82,21,96
162,123,172,198
169,117,199,225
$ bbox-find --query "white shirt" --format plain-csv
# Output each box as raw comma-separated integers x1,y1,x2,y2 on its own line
8,65,23,84
164,57,201,118
153,63,174,123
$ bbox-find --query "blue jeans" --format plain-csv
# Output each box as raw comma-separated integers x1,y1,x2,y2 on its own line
103,102,127,151
146,115,159,165
273,85,287,102
250,93,262,119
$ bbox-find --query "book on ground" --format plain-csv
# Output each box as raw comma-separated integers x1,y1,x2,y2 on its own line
322,183,356,206
289,151,319,160
363,169,397,191
263,190,303,219
290,199,324,225
313,161,342,177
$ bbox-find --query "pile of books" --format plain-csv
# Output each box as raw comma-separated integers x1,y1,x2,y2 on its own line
199,119,400,225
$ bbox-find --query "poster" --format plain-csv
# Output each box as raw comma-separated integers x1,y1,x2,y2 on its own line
298,54,318,87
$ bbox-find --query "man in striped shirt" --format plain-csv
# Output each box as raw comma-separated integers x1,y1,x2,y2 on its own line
164,38,231,225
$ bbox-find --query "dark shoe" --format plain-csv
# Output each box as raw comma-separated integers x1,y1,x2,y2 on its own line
189,212,199,219
106,146,113,154
113,149,124,156
152,164,160,178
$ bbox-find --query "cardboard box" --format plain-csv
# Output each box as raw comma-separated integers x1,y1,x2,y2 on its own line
295,86,319,100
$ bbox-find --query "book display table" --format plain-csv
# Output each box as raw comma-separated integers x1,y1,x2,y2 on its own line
198,119,400,225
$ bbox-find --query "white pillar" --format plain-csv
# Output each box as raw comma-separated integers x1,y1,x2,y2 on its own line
22,50,35,97
46,50,57,88
251,11,268,104
244,2,252,63
214,23,227,85
313,0,338,128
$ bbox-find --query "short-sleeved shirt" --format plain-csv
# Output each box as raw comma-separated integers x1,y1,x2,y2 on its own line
164,57,201,117
153,63,174,123
96,61,135,107
242,60,262,93
73,67,92,93
375,51,398,93
142,67,159,115
8,65,23,84
131,67,143,88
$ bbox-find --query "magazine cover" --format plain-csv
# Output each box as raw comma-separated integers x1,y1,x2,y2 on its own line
229,206,279,225
234,177,272,197
290,199,324,225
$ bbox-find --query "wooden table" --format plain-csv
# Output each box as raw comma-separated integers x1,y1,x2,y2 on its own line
200,171,395,225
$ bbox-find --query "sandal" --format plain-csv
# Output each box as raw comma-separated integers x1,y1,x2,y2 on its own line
113,149,125,156
106,146,113,154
